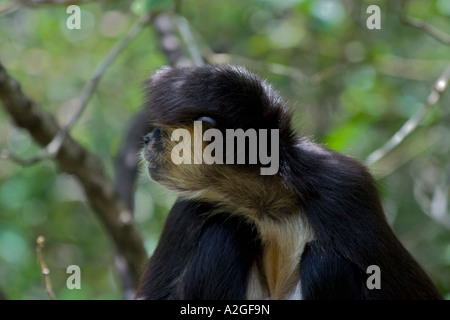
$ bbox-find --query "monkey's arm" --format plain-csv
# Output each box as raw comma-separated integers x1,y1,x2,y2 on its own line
179,213,260,299
135,199,206,299
136,199,259,300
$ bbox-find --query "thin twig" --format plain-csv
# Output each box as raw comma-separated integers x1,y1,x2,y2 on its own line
19,0,94,6
196,26,328,85
0,13,154,167
375,55,448,81
179,14,347,85
190,17,344,84
400,0,450,45
366,65,450,166
1,149,38,166
174,15,204,67
208,53,310,84
113,12,188,214
0,1,20,16
413,176,450,230
36,236,57,300
69,12,153,131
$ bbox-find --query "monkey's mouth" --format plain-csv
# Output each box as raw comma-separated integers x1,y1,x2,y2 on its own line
143,149,164,181
146,159,161,181
147,161,157,170
146,157,157,169
145,155,159,170
143,147,159,169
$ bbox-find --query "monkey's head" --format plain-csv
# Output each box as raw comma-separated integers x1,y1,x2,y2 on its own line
142,65,296,204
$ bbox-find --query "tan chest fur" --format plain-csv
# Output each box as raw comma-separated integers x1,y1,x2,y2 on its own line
248,215,313,299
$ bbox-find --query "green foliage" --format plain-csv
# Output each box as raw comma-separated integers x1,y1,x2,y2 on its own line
131,0,174,14
0,0,449,299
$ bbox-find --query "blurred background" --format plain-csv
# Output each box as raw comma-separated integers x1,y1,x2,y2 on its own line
0,0,449,299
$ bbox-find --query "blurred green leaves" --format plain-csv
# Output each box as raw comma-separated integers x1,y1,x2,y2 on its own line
132,0,175,15
0,0,449,300
0,229,29,264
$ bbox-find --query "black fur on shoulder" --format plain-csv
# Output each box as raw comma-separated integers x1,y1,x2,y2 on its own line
287,141,442,299
136,200,207,299
136,199,259,299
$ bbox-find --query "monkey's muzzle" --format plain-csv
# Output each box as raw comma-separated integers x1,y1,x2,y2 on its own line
143,127,164,178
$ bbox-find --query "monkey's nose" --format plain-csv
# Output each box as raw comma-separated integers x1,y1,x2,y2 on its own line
144,127,162,145
143,132,153,145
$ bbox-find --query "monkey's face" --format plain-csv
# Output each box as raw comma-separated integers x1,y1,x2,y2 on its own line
142,119,222,195
142,126,166,181
142,64,294,200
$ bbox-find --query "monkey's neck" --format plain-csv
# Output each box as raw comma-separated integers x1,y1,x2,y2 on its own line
200,192,312,299
255,215,312,299
188,168,299,220
182,171,313,299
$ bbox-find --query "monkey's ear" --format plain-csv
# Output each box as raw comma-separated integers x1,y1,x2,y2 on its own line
196,116,217,127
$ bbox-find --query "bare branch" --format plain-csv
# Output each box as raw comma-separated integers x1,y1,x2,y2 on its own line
36,236,57,300
207,53,310,84
0,1,20,16
153,14,187,67
400,0,450,45
197,28,328,84
114,12,194,215
1,11,154,296
209,52,351,87
114,13,194,296
0,149,40,166
0,13,154,167
69,12,154,131
413,176,450,230
185,17,347,85
174,15,205,67
1,0,102,16
19,0,95,6
114,113,149,212
375,55,448,81
0,62,148,285
366,65,450,166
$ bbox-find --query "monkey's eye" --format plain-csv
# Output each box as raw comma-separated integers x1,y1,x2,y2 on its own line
196,116,216,127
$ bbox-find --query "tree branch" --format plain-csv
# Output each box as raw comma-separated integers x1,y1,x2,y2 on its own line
0,62,148,286
36,236,57,300
0,1,20,16
114,13,192,214
19,0,95,5
69,12,154,131
400,0,450,45
207,53,311,84
114,113,149,213
0,13,154,167
413,171,450,230
174,15,204,67
153,13,190,67
366,65,450,166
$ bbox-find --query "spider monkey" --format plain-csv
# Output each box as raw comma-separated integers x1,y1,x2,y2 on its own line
136,64,442,300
